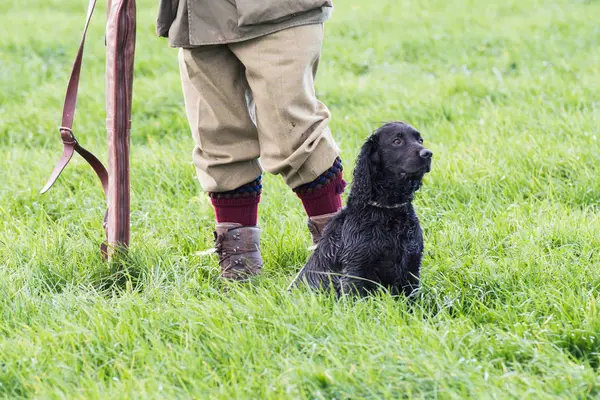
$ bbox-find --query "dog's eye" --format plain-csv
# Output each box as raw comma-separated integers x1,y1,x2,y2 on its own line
393,138,403,145
418,138,424,144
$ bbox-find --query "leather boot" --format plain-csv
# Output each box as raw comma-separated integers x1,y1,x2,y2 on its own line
214,223,263,281
307,212,338,246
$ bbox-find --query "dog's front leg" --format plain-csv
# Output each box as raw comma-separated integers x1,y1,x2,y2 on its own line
339,275,369,296
338,249,375,297
401,252,422,297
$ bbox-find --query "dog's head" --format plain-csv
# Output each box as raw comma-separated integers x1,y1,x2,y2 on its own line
375,122,432,177
349,122,433,207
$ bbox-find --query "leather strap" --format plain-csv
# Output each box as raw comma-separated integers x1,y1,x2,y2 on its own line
40,0,110,253
41,0,108,197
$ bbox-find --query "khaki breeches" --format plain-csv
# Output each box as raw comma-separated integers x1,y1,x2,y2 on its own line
178,23,339,192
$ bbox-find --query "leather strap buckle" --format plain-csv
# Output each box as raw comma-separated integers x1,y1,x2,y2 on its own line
59,127,76,144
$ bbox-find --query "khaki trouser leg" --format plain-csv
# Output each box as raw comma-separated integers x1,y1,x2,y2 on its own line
179,46,262,192
229,24,339,189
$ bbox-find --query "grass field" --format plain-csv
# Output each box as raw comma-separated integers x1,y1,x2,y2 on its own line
1,0,600,398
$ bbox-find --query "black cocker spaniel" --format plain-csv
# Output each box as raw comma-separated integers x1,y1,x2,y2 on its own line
293,122,433,296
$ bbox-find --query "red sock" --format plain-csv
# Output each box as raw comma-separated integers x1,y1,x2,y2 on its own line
211,196,260,226
209,177,261,226
294,158,346,217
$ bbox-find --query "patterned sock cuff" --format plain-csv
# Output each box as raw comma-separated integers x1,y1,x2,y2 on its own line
293,157,343,194
208,176,262,199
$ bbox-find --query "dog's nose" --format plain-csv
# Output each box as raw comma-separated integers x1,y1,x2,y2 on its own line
419,149,433,159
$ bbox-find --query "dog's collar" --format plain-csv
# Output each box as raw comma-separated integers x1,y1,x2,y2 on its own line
368,200,409,209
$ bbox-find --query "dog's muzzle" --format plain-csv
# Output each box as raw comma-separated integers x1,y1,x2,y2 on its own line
419,149,432,172
419,149,433,159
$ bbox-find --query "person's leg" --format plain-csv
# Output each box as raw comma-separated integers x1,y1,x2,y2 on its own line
229,24,345,244
292,156,346,245
179,46,262,194
179,46,263,279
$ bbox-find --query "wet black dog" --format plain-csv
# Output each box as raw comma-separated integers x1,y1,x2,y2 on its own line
293,122,432,296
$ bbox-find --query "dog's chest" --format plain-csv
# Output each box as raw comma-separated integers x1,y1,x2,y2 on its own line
374,216,413,242
369,219,410,255
366,215,420,263
343,211,421,260
369,225,413,285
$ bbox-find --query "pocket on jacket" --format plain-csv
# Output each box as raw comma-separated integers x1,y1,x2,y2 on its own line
156,0,180,37
235,0,332,27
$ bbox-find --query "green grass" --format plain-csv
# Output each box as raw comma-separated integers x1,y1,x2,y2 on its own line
1,0,600,398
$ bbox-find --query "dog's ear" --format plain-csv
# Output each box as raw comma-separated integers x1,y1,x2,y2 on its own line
349,134,379,206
